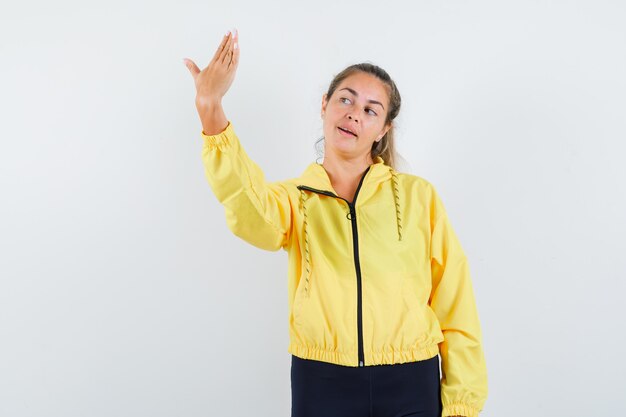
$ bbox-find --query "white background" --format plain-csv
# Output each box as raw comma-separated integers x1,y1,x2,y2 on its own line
1,1,625,416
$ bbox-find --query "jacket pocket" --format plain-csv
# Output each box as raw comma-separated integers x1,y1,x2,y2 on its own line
400,273,433,346
293,272,307,327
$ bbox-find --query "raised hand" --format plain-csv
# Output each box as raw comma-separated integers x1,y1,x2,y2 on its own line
183,28,240,108
183,28,240,135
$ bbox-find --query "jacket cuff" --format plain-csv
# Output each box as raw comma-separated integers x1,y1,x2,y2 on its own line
442,402,480,417
201,121,233,150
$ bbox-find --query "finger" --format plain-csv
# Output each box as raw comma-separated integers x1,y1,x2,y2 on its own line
220,30,234,65
230,33,239,69
220,33,233,65
183,58,201,78
211,31,230,63
226,28,238,67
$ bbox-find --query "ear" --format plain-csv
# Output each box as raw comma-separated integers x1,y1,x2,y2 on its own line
377,123,391,142
321,93,327,116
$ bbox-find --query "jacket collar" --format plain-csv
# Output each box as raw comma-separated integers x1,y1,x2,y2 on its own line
296,156,392,200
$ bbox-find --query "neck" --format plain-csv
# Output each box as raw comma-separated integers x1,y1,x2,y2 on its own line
321,153,374,186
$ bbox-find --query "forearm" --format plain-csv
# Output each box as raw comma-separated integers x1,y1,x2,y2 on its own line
196,97,228,136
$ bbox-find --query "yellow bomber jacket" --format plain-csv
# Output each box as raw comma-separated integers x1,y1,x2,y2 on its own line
200,121,488,417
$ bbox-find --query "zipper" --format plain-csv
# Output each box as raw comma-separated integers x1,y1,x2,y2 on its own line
296,166,371,367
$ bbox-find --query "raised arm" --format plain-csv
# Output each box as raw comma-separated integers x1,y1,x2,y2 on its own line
184,29,292,251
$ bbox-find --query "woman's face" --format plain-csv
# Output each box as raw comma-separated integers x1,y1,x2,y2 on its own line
321,72,391,163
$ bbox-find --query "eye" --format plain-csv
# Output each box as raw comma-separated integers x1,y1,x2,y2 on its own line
340,97,377,116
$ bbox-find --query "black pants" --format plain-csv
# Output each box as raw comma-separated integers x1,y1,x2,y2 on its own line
291,354,442,417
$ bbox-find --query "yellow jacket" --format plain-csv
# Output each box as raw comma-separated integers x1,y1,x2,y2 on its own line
200,121,488,417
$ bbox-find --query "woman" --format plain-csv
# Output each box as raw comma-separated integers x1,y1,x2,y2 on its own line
184,28,488,417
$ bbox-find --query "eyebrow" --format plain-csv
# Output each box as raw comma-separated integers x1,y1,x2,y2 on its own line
339,87,385,110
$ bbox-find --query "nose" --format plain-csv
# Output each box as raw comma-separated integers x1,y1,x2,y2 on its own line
348,114,358,123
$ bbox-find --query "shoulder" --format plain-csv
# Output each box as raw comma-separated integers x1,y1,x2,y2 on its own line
274,177,303,191
392,171,447,221
265,176,307,200
393,171,439,196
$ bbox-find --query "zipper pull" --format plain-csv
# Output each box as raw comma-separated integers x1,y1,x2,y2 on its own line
359,360,364,367
346,204,355,220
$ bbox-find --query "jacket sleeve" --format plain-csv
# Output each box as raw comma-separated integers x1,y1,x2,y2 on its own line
428,186,488,417
200,121,292,251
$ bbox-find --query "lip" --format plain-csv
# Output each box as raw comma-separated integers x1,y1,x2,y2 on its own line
337,126,357,137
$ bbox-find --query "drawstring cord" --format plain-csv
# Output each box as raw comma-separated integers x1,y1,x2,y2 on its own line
390,168,403,241
299,188,312,297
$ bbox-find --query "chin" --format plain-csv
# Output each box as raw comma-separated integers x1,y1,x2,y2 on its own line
327,136,352,150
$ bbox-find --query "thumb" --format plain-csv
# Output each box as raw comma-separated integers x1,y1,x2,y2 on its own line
183,58,201,78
